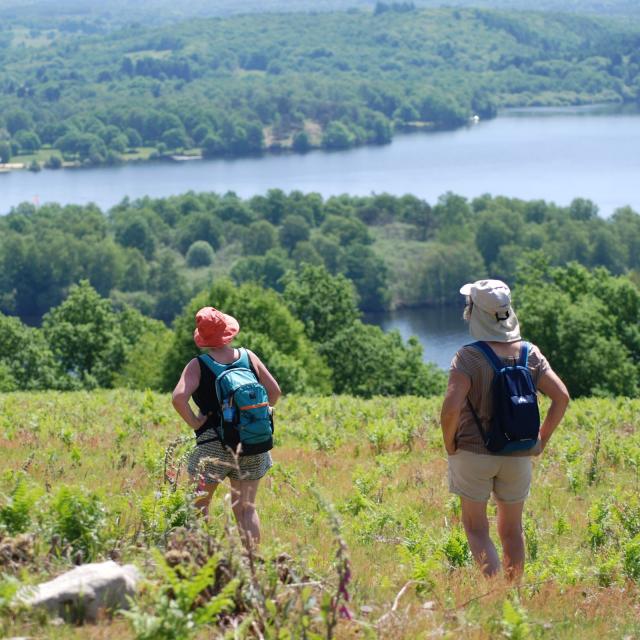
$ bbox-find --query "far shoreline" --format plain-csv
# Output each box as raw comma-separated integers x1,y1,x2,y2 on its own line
1,101,632,176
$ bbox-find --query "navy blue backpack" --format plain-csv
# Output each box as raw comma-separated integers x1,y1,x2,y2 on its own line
467,341,540,453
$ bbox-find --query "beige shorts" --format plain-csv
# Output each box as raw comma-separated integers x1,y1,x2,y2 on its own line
448,449,532,503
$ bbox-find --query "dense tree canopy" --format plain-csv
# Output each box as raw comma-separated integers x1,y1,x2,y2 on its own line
0,268,446,397
282,265,360,345
515,260,640,397
3,0,640,27
282,264,446,396
0,281,168,391
0,312,62,391
1,4,638,400
1,191,639,325
1,7,639,165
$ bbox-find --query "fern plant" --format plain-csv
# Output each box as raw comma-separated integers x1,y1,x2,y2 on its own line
125,549,238,640
441,526,472,568
0,573,23,636
48,485,106,560
500,597,531,640
0,474,41,535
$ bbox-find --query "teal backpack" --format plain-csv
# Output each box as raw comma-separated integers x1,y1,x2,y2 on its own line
199,348,273,456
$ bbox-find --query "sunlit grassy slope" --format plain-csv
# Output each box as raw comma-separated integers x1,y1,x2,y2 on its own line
1,391,640,638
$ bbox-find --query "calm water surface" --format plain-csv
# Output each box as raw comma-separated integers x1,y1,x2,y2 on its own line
2,105,637,365
1,105,639,216
364,305,468,370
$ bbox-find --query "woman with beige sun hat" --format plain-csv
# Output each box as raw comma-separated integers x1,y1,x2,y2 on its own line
440,279,570,578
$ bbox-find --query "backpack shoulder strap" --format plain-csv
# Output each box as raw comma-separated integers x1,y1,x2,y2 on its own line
236,348,251,370
198,353,228,379
518,342,531,368
467,341,502,372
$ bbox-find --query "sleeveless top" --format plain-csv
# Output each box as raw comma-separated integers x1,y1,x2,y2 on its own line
192,348,258,438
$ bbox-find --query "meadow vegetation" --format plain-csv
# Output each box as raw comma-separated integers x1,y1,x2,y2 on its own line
1,390,639,638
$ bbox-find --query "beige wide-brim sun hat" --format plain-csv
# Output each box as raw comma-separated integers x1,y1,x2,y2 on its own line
460,279,521,343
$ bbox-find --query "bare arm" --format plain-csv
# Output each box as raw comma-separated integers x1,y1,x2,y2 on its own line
536,367,570,451
440,370,471,455
172,358,208,430
247,350,282,406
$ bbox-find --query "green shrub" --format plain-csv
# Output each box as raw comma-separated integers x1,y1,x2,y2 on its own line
516,261,640,397
49,486,106,560
441,527,471,568
623,534,640,581
319,321,446,397
126,550,238,640
0,475,41,535
139,487,195,544
499,597,532,640
45,154,63,169
185,241,214,268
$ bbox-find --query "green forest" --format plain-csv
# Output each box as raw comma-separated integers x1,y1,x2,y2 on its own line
1,7,640,165
2,188,639,401
2,191,638,320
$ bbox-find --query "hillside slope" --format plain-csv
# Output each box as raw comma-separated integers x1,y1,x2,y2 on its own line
1,391,639,637
1,7,639,165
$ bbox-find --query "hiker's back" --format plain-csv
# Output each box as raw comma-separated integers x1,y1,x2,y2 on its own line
172,306,282,538
451,340,549,456
440,279,570,578
199,347,274,456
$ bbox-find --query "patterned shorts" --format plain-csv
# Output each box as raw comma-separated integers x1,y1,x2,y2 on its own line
187,434,272,485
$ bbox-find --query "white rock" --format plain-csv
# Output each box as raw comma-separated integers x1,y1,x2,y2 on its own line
16,561,141,623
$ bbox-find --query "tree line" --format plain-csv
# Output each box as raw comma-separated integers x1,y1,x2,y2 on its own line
1,7,639,165
1,191,638,324
0,272,446,399
1,260,637,399
3,0,640,28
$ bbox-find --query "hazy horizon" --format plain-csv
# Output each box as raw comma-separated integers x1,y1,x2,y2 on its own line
2,0,640,23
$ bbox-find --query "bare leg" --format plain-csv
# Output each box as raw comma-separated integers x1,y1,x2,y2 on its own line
229,479,261,550
460,497,500,577
496,500,526,580
191,476,218,517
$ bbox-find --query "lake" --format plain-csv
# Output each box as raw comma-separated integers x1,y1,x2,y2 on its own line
1,104,639,216
364,305,469,370
2,104,637,367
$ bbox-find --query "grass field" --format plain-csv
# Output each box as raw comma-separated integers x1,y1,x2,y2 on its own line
1,391,640,638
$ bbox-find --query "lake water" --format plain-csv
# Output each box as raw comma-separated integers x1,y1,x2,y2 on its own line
1,104,639,216
364,305,469,370
2,104,637,366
